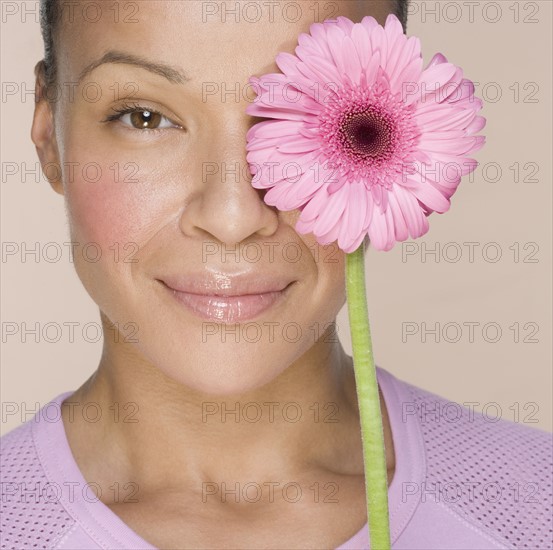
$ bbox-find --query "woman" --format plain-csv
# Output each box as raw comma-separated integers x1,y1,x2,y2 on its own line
1,0,551,548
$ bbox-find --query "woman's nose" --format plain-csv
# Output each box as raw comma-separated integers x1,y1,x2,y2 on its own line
178,115,280,246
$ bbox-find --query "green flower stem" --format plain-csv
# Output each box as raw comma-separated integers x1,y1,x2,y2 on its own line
345,245,391,550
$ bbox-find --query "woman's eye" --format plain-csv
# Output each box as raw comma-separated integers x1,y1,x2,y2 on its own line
119,109,178,130
103,104,183,131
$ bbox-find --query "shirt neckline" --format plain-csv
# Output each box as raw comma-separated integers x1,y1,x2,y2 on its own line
32,393,157,549
31,365,423,549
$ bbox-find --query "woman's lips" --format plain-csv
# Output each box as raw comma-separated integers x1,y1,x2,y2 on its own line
159,281,295,323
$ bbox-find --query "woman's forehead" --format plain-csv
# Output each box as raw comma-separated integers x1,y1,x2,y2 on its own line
57,0,390,84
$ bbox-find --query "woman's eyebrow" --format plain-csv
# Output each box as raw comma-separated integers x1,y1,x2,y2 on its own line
77,49,190,85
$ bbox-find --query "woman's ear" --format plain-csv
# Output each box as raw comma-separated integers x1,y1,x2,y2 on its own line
31,59,64,196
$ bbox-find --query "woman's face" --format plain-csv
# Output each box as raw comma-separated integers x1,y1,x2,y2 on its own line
38,0,387,395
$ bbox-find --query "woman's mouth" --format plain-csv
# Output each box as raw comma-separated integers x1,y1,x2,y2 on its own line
156,274,296,324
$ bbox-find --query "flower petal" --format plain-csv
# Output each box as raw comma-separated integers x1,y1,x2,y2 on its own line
275,52,301,77
360,15,379,34
316,214,343,246
335,16,355,34
384,15,408,76
277,135,320,154
371,184,383,206
342,231,367,254
393,182,425,237
349,183,367,237
297,29,325,57
363,190,374,231
387,186,409,242
384,13,405,41
407,63,457,106
407,176,451,214
416,106,477,133
465,115,487,135
369,25,388,67
308,22,334,60
383,204,397,250
247,120,304,141
337,189,352,247
351,23,372,70
296,57,341,96
299,186,331,222
364,50,382,88
325,24,349,79
427,53,448,69
394,55,424,96
288,165,327,204
367,207,388,251
263,178,299,209
403,35,422,64
313,181,349,235
339,183,367,251
341,35,362,86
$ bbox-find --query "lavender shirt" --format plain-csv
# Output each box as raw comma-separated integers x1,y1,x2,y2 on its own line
2,366,552,549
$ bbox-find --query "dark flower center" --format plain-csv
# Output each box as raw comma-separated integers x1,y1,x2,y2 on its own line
318,82,418,185
340,109,393,160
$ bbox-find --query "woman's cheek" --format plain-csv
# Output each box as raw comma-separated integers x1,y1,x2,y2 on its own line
62,150,179,299
64,151,172,243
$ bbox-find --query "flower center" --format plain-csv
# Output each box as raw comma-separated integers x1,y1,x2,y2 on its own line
317,82,419,186
340,109,393,160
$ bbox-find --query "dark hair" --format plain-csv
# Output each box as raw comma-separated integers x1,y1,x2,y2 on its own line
38,0,409,98
37,0,59,97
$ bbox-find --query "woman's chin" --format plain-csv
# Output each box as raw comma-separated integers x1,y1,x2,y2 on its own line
157,358,286,398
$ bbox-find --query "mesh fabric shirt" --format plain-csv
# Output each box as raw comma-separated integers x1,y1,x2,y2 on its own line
1,366,552,549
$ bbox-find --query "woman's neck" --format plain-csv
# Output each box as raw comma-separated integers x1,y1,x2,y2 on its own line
61,334,395,497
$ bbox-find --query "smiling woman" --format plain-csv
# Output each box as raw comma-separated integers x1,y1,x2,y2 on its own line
1,1,552,549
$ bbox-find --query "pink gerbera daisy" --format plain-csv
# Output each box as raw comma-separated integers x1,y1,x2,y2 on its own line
245,13,486,252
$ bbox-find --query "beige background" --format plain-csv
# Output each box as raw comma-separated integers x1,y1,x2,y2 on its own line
1,1,551,435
